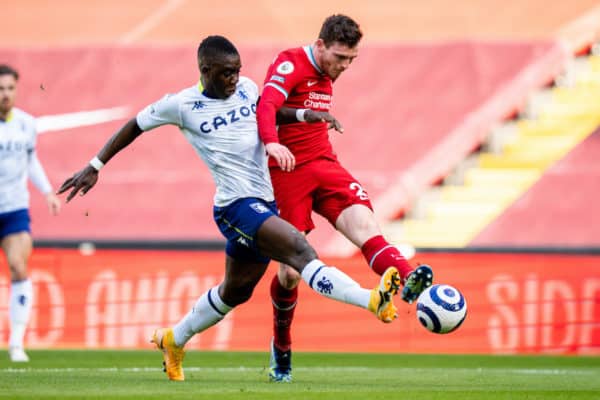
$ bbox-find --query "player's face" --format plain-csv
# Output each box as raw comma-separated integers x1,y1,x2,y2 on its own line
315,40,358,81
202,54,241,99
0,74,17,115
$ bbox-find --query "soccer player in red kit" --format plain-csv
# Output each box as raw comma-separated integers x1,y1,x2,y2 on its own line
256,14,434,382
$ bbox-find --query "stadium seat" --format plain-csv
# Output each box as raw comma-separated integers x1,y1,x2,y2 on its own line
385,52,600,248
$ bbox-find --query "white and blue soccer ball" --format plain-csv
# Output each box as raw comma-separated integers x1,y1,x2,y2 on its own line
416,284,467,334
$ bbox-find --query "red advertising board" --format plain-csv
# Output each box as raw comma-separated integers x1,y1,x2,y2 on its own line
0,249,598,354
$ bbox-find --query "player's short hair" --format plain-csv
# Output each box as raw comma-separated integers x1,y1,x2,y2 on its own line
319,14,363,48
197,36,239,63
0,64,19,80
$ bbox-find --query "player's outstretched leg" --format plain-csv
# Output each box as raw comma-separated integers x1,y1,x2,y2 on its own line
151,327,185,381
401,264,434,304
368,266,401,323
269,337,292,383
298,260,402,323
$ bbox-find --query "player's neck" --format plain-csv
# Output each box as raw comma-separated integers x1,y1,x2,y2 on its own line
309,45,323,71
202,89,220,99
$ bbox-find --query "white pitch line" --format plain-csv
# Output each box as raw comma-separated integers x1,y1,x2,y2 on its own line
119,0,187,45
0,367,596,375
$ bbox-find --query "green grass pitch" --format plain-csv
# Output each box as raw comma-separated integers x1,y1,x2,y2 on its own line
1,350,598,399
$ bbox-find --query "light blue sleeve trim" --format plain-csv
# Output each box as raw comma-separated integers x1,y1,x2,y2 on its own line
264,82,288,99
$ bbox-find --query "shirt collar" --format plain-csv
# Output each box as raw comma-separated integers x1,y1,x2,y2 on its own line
303,45,323,74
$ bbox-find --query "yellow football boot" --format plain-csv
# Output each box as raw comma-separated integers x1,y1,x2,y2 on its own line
368,267,401,323
151,328,185,381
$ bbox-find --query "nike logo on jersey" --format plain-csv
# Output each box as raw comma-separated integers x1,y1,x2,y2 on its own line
307,80,318,87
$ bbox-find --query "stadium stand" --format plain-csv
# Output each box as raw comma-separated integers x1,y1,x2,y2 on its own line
384,49,600,248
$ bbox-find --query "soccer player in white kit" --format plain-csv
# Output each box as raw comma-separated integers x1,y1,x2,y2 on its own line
58,36,401,382
0,64,61,362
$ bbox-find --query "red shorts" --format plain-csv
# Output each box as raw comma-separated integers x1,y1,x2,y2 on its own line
270,158,373,233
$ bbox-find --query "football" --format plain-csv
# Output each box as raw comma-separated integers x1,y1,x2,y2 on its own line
416,284,467,334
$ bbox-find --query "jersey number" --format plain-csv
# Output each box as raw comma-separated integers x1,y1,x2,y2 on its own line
349,182,369,201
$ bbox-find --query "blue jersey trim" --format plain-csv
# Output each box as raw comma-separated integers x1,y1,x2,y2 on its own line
303,45,323,74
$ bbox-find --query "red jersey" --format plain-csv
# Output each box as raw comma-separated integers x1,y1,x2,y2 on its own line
257,46,336,167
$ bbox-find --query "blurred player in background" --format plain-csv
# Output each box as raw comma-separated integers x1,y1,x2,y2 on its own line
0,64,61,362
256,14,434,382
58,35,401,382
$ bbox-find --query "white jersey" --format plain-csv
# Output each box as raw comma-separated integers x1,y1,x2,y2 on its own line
136,77,274,207
0,108,52,213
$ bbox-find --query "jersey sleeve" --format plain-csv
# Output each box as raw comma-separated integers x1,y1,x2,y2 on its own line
257,52,305,144
262,52,306,99
28,151,52,195
136,93,183,131
28,122,52,195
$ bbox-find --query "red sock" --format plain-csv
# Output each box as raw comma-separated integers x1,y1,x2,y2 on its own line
361,235,413,279
270,274,298,352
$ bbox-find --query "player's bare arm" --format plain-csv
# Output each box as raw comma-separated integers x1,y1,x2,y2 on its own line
275,107,344,133
304,110,344,133
275,107,300,125
267,109,342,172
58,118,143,202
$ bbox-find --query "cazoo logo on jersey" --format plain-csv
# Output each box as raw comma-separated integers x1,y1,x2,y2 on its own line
199,103,257,134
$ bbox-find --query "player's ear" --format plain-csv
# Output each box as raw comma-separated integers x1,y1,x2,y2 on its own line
315,38,326,50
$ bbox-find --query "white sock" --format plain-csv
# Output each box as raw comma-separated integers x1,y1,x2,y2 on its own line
301,259,371,308
172,286,233,347
9,279,33,349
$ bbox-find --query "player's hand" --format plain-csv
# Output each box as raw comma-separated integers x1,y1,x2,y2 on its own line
305,110,344,133
265,142,296,172
45,193,61,215
57,166,99,202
